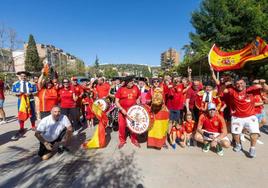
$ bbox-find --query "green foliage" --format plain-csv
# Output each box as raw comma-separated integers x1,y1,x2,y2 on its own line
180,0,268,78
103,67,119,78
25,34,42,72
191,0,268,51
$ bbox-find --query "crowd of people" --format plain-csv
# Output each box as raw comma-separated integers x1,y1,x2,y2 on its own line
0,66,268,160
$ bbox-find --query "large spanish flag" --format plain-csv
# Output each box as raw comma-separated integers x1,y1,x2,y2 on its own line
18,94,31,121
83,103,108,149
147,106,169,149
208,37,268,71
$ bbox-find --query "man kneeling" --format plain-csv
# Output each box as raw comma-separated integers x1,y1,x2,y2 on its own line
35,106,72,160
194,103,230,156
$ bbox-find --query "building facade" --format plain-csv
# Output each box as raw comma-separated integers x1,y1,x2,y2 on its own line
161,48,179,70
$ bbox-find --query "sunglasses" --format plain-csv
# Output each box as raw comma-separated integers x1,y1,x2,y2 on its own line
63,81,69,84
153,80,160,83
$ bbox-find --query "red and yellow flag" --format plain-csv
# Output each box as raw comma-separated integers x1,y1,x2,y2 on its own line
208,37,268,71
18,94,31,121
147,106,169,149
83,103,108,149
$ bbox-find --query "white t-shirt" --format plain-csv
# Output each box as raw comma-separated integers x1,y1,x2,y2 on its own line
37,115,71,142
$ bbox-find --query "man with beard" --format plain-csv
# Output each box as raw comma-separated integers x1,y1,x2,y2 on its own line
115,76,141,149
35,106,72,160
222,78,268,158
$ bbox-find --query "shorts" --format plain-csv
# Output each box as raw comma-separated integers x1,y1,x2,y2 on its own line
169,110,180,123
203,130,229,142
256,110,265,123
0,99,4,108
231,115,260,135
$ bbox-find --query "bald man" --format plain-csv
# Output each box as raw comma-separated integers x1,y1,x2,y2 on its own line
35,106,73,160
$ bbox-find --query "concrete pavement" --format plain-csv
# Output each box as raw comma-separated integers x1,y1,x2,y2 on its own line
0,95,268,188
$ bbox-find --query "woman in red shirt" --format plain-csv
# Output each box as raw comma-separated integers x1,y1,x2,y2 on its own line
58,78,79,132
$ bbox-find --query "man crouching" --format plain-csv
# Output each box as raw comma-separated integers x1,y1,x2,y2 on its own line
194,103,230,156
35,106,72,160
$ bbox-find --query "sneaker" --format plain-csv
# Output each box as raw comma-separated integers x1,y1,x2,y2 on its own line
73,130,79,136
249,147,256,158
216,144,224,156
202,143,210,152
58,145,70,154
11,129,26,140
0,120,7,125
186,139,191,147
256,139,264,145
233,143,242,152
171,144,176,150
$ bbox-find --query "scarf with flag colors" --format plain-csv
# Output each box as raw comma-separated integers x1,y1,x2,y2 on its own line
18,94,31,121
84,102,108,149
147,106,169,149
208,37,268,71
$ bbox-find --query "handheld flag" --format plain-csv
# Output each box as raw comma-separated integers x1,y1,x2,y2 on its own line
208,37,268,71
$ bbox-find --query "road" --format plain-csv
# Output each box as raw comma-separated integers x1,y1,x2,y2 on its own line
0,95,268,188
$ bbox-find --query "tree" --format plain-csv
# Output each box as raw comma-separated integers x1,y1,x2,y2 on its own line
182,0,268,78
190,0,268,52
103,67,118,78
25,34,42,72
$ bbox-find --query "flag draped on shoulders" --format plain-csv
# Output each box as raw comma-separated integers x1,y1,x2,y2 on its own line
147,106,169,149
18,94,31,121
208,37,268,71
84,103,108,149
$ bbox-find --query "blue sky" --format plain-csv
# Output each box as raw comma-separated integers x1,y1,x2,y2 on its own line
0,0,201,66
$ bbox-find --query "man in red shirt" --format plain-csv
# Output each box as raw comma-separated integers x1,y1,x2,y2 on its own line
167,77,189,125
185,80,201,122
115,76,141,149
96,77,111,99
223,78,268,158
0,78,6,124
195,103,230,156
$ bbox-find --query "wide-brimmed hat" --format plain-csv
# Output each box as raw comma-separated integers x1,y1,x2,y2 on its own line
16,71,31,76
123,75,135,84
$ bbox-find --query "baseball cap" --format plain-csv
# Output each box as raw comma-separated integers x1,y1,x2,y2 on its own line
208,103,216,111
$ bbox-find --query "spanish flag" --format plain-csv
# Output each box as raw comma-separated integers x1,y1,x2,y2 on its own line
83,103,108,149
18,94,31,121
208,37,268,71
147,106,169,149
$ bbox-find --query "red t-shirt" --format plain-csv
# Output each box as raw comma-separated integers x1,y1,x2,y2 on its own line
38,88,58,112
71,84,84,96
198,113,225,133
167,84,184,110
228,87,256,117
96,82,111,99
183,120,195,134
58,88,76,108
0,80,4,100
186,87,199,109
115,85,141,111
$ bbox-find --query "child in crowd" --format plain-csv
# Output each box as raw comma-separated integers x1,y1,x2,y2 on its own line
82,91,95,128
182,113,195,146
169,122,186,149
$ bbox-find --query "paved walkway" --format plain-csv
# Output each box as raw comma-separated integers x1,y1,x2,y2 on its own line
0,95,268,188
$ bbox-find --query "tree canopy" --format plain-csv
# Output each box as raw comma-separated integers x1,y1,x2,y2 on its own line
25,34,42,72
179,0,268,79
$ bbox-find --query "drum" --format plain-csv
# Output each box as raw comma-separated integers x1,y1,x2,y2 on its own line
126,105,150,134
94,99,108,112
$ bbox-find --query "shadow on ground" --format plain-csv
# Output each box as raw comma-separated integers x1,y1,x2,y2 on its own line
0,139,143,188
